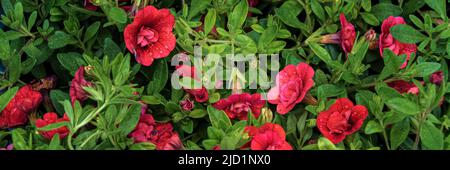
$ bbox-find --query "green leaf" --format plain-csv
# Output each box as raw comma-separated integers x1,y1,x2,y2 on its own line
181,119,194,133
188,0,212,20
14,2,24,22
420,121,444,150
141,95,162,105
378,49,406,80
317,84,346,99
48,31,77,49
207,105,232,131
203,9,216,35
147,59,168,94
48,134,61,150
11,128,29,150
258,26,277,51
390,24,427,44
275,0,308,32
371,3,402,21
165,101,180,114
37,121,69,131
227,0,248,33
7,53,21,83
361,12,380,26
390,118,410,150
108,7,127,24
27,11,37,30
364,120,383,134
424,0,447,20
413,62,441,77
318,137,337,150
84,21,100,42
0,38,10,60
385,98,420,116
103,38,121,59
189,109,207,118
129,142,156,150
310,0,325,21
57,52,86,75
0,87,18,112
50,90,70,115
309,43,332,64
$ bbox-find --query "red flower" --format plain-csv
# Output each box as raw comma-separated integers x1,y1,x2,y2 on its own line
320,13,356,55
244,123,292,150
124,6,176,66
35,112,70,140
0,85,42,128
174,65,209,103
129,113,183,150
387,80,419,95
70,66,93,104
213,93,265,120
430,71,443,86
317,98,368,144
339,14,356,54
267,62,314,114
379,16,417,69
180,98,194,111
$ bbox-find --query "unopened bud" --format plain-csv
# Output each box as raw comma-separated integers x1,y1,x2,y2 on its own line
260,107,273,123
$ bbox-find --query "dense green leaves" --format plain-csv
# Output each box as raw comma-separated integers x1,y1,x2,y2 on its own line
390,25,427,43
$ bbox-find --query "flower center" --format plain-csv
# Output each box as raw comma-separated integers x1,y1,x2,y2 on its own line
137,26,159,47
230,102,251,114
327,110,352,134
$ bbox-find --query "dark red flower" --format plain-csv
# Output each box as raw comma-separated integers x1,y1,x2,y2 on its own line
70,66,93,104
0,85,42,128
379,16,417,69
267,62,314,114
35,112,70,140
317,98,368,144
212,145,221,150
174,65,209,103
129,113,183,150
339,13,356,54
180,98,194,111
430,71,443,86
213,93,265,120
387,80,419,95
124,5,176,66
244,123,292,150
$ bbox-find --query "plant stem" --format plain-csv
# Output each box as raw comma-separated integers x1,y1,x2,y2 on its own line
380,121,391,150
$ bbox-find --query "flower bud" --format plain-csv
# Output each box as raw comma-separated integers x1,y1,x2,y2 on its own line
430,71,443,86
260,107,273,123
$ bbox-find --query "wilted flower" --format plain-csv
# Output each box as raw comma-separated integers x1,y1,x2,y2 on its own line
430,71,444,86
317,98,368,144
387,80,419,95
124,5,176,66
70,66,93,104
320,13,356,55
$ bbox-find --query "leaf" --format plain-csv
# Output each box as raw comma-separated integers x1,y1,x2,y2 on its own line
57,52,86,75
286,113,297,135
420,121,444,150
0,38,10,60
378,49,406,80
390,24,427,44
48,134,61,150
189,109,207,118
37,121,69,131
318,137,337,150
7,53,21,83
361,12,380,26
317,84,346,99
364,120,383,134
103,38,121,59
308,43,332,64
258,26,277,51
48,31,77,49
129,142,156,150
310,0,325,21
371,3,402,21
147,59,168,94
11,128,29,150
390,118,410,150
413,62,441,77
108,7,127,23
141,95,162,105
424,0,447,20
181,119,194,133
27,11,37,30
275,0,308,32
50,90,70,115
385,98,420,116
227,0,248,33
188,0,212,20
0,86,18,112
207,105,232,131
203,9,216,35
84,21,100,42
14,2,24,22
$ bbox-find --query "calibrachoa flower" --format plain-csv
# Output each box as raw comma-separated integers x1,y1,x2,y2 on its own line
317,98,368,144
268,62,314,114
430,71,444,86
0,85,42,129
180,98,194,111
70,66,93,104
245,123,292,150
379,16,417,69
129,113,183,150
387,80,419,95
320,13,356,55
35,112,70,140
174,65,209,103
124,5,176,66
213,93,265,120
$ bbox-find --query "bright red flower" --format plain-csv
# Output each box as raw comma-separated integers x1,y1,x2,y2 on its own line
129,113,183,150
387,80,419,95
317,98,368,144
267,62,314,114
339,13,356,54
244,123,292,150
35,112,70,140
213,93,265,120
70,66,93,104
124,6,176,66
430,71,444,86
0,85,42,128
379,16,417,69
